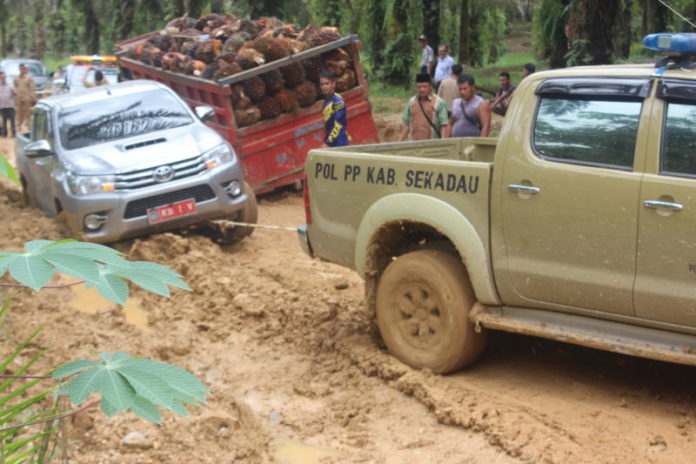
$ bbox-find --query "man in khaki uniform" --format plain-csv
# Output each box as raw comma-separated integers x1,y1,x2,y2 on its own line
14,65,35,132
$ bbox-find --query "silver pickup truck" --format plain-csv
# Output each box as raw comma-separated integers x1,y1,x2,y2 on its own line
15,80,256,243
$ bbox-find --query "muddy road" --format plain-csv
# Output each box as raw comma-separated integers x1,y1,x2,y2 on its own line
1,136,696,463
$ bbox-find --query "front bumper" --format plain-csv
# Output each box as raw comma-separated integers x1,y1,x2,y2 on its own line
59,164,248,243
297,224,313,257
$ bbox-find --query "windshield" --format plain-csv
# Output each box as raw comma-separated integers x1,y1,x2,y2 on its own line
58,89,194,150
66,66,119,92
2,62,45,76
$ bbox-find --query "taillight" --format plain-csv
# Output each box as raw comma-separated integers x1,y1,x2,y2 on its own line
303,174,312,225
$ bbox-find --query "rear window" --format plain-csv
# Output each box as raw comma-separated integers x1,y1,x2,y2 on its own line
533,97,642,170
2,62,45,76
661,102,696,177
58,89,193,150
66,66,119,92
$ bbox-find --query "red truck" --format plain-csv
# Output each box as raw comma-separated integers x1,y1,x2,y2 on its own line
115,35,379,194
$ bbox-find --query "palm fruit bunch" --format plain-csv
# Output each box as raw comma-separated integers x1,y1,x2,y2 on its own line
125,13,360,127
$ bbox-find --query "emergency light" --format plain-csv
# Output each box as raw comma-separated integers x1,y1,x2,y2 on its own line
643,33,696,55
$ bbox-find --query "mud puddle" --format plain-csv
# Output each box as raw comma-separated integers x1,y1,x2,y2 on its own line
69,283,151,331
273,438,339,464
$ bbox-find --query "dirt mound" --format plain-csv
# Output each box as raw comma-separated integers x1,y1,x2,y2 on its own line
374,114,402,143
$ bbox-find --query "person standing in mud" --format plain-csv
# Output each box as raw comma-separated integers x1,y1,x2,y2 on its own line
0,71,16,138
319,70,350,148
14,65,35,133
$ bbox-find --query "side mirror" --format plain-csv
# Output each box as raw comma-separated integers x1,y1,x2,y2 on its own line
52,78,66,87
24,140,53,158
195,105,215,122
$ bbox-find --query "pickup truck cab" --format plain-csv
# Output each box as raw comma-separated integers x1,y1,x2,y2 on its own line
300,38,696,373
16,80,256,243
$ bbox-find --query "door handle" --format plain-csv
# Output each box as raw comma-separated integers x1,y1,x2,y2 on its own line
507,184,541,194
643,200,683,211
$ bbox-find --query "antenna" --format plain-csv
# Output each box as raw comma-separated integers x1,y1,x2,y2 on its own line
657,0,696,29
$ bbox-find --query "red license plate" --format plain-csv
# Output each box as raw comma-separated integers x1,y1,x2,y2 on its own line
147,198,196,224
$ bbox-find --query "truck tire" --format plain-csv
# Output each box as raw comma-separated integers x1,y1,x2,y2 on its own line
376,249,486,373
218,184,258,243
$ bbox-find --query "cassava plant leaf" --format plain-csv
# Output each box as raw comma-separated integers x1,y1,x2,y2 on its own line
0,240,189,303
52,360,100,379
0,155,19,185
54,352,207,423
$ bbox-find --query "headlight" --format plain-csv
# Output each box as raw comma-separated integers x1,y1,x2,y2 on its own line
201,143,234,169
67,173,115,195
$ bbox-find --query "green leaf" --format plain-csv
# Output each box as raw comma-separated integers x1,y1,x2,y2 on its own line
0,155,19,185
130,261,191,291
24,240,55,254
129,395,162,424
52,360,100,379
123,359,208,403
99,370,135,413
0,254,18,275
118,367,174,407
42,253,99,284
168,399,189,417
62,369,104,405
111,266,171,297
8,255,53,290
100,396,118,418
45,242,127,266
94,271,129,304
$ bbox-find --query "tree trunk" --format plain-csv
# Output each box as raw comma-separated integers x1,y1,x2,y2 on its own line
613,0,632,60
52,0,66,57
652,1,670,31
365,0,386,79
459,0,470,65
172,0,186,17
210,0,224,13
569,0,620,65
116,0,136,41
83,2,100,54
422,0,440,51
187,0,205,18
16,1,26,56
32,10,46,58
642,0,650,36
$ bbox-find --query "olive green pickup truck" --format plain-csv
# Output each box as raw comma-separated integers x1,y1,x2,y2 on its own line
298,63,696,373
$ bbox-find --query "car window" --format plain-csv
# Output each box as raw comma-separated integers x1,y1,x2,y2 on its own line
533,97,642,170
58,89,194,150
2,62,45,76
661,102,696,178
32,109,49,142
66,66,118,92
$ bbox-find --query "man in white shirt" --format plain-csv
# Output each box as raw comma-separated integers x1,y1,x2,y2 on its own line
0,72,16,137
418,34,434,75
434,45,454,89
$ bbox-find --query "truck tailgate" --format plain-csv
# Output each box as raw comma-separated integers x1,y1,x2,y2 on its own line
305,138,494,273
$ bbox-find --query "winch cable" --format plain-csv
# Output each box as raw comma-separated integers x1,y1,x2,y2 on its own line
657,0,696,29
212,219,297,232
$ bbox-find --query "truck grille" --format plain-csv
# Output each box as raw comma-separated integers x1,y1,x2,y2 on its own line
123,184,216,219
114,155,207,190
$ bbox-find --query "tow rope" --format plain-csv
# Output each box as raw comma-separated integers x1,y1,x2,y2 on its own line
212,219,297,232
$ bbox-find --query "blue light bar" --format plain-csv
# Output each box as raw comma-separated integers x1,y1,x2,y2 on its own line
644,33,696,55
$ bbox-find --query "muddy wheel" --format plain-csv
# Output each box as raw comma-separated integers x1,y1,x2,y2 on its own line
217,183,258,243
376,249,486,373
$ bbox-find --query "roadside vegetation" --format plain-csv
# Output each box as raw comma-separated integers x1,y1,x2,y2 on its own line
0,159,207,462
